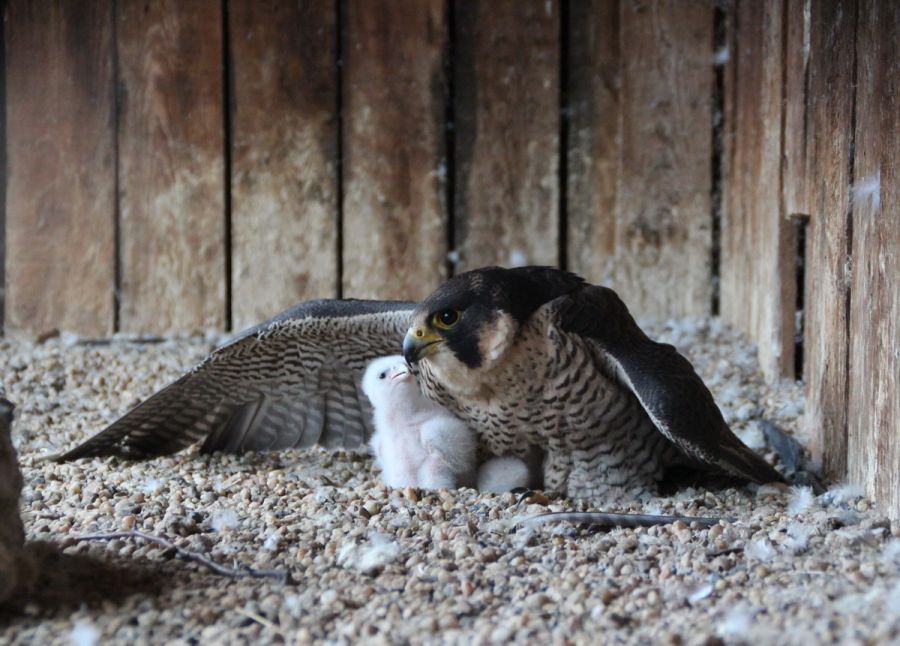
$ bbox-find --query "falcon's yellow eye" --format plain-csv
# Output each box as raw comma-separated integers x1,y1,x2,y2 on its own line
432,309,461,329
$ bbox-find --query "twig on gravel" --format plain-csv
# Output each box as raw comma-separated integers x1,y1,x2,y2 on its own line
524,511,729,529
234,607,282,633
68,530,292,583
708,546,744,557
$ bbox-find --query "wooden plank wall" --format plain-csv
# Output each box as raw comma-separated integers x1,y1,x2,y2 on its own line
117,0,227,334
614,0,713,319
803,0,857,476
4,1,117,337
342,0,448,301
228,0,339,331
453,0,561,272
724,0,898,518
2,0,715,336
847,0,898,521
721,0,796,383
566,0,715,319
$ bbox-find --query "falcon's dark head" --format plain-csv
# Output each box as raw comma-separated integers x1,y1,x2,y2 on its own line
403,266,584,388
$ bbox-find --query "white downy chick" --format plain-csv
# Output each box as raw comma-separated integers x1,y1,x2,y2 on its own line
362,356,477,489
477,456,532,493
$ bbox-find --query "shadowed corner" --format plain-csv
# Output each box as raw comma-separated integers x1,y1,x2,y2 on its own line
0,541,165,619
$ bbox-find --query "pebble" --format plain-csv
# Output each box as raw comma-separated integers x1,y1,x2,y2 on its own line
0,324,896,645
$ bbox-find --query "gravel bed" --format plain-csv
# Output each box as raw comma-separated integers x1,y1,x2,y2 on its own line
0,319,898,645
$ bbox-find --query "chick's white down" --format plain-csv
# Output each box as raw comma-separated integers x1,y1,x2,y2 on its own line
362,356,478,489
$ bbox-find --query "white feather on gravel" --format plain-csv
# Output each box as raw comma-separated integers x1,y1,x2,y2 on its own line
141,478,163,495
735,420,766,449
687,582,713,604
745,539,776,562
210,508,239,532
887,583,900,615
785,522,814,553
69,620,100,646
787,486,815,516
338,533,401,574
820,483,865,506
881,539,900,564
717,605,754,639
283,594,304,618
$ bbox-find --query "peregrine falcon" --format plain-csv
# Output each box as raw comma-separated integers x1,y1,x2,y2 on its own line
59,266,784,499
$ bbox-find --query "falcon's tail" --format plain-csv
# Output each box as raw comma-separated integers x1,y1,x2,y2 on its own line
717,442,786,485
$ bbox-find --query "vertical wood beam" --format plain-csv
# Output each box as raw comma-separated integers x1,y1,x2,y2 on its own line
615,0,713,319
454,0,560,272
4,0,116,337
341,0,449,300
724,0,795,381
229,0,339,330
783,0,811,219
848,0,898,520
804,0,857,476
117,0,226,334
566,0,620,287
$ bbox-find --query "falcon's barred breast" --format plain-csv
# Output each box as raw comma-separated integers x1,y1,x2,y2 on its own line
59,266,784,499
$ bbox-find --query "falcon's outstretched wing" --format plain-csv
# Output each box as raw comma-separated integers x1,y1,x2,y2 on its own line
553,285,785,484
58,299,415,461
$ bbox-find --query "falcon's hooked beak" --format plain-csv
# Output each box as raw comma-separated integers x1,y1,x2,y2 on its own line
403,326,443,364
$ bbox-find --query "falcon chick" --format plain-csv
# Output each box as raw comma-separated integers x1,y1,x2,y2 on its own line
361,356,477,490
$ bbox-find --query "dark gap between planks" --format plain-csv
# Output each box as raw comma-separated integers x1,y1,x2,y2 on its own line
112,0,122,334
840,0,860,427
557,0,570,272
335,0,345,299
710,2,726,318
221,0,234,332
444,0,457,279
793,216,808,381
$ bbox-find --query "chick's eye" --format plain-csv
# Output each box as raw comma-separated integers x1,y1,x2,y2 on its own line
433,309,460,329
379,372,386,380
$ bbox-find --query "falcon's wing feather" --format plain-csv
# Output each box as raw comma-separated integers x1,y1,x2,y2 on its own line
553,285,785,484
58,299,415,461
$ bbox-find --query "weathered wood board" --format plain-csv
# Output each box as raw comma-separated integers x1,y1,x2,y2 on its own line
4,0,116,338
721,0,795,382
615,0,713,319
341,0,448,300
720,0,741,325
117,0,226,334
847,0,899,520
783,0,811,219
453,0,560,272
803,0,857,476
721,0,762,354
566,0,619,287
229,0,338,331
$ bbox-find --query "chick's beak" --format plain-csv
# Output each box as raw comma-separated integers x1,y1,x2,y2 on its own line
402,326,442,364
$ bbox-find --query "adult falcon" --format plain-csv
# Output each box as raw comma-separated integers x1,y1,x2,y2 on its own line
59,266,784,500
